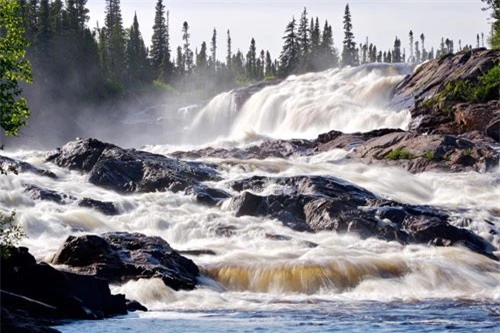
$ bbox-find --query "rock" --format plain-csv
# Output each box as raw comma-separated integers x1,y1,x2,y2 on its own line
52,232,200,291
184,185,230,206
1,247,127,323
1,305,61,333
78,198,119,216
392,49,500,135
0,155,57,178
23,184,119,215
486,117,500,142
171,138,315,160
126,300,148,312
47,138,219,193
352,131,498,173
24,185,74,204
179,249,217,256
231,191,267,217
402,215,497,260
227,175,497,259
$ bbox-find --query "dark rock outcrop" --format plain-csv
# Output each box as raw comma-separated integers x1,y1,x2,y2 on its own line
172,138,315,160
24,185,73,204
47,138,220,193
77,198,119,216
52,232,200,290
184,185,231,206
23,184,118,215
1,155,57,178
227,175,497,259
126,300,148,312
1,247,128,333
352,131,499,173
173,127,498,174
392,49,500,138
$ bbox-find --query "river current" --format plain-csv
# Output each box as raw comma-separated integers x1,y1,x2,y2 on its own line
1,64,499,332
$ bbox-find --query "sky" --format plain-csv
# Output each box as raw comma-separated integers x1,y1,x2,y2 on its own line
86,0,492,61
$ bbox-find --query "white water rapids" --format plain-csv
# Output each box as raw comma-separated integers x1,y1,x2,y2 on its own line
1,64,499,314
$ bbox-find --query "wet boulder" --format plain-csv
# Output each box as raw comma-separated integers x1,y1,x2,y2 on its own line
24,184,119,216
1,247,127,322
24,185,74,204
77,198,118,216
47,138,220,193
184,185,231,207
0,155,57,178
52,232,200,291
227,175,497,259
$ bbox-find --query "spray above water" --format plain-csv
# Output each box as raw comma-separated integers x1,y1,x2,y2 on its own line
187,64,413,144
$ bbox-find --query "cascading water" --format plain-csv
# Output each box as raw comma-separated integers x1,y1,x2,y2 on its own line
187,64,413,144
1,64,499,333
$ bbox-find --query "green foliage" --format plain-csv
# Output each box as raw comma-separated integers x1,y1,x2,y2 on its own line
463,148,473,156
152,79,176,93
422,151,435,160
341,4,356,67
0,211,24,259
385,148,414,160
440,64,500,102
0,0,33,136
482,0,500,49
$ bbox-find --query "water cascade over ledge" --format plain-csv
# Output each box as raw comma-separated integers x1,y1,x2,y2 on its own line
187,64,413,144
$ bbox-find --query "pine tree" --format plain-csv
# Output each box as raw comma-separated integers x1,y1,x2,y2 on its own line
66,0,89,32
258,49,265,79
126,12,149,86
150,0,167,75
226,29,232,69
160,10,173,83
317,21,338,70
36,0,51,49
279,17,300,77
50,0,63,33
420,33,427,61
196,41,208,74
104,0,125,83
310,17,320,54
210,28,217,72
341,4,356,67
182,21,193,74
297,7,310,69
232,49,245,78
408,30,414,62
265,50,273,77
246,38,257,79
176,46,184,77
415,41,421,63
392,37,402,62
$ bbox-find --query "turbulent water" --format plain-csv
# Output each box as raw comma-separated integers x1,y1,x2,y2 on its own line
1,64,499,332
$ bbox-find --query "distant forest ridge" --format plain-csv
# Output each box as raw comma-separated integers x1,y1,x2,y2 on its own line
14,0,500,104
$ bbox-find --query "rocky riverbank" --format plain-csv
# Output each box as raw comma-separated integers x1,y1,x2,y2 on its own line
1,49,499,331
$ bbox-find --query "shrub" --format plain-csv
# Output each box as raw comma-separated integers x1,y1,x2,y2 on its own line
440,64,500,103
385,148,414,160
0,211,24,259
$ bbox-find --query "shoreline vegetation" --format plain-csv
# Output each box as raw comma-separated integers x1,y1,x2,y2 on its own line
2,0,498,148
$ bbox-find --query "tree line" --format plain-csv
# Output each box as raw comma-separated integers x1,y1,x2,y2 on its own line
9,1,499,111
